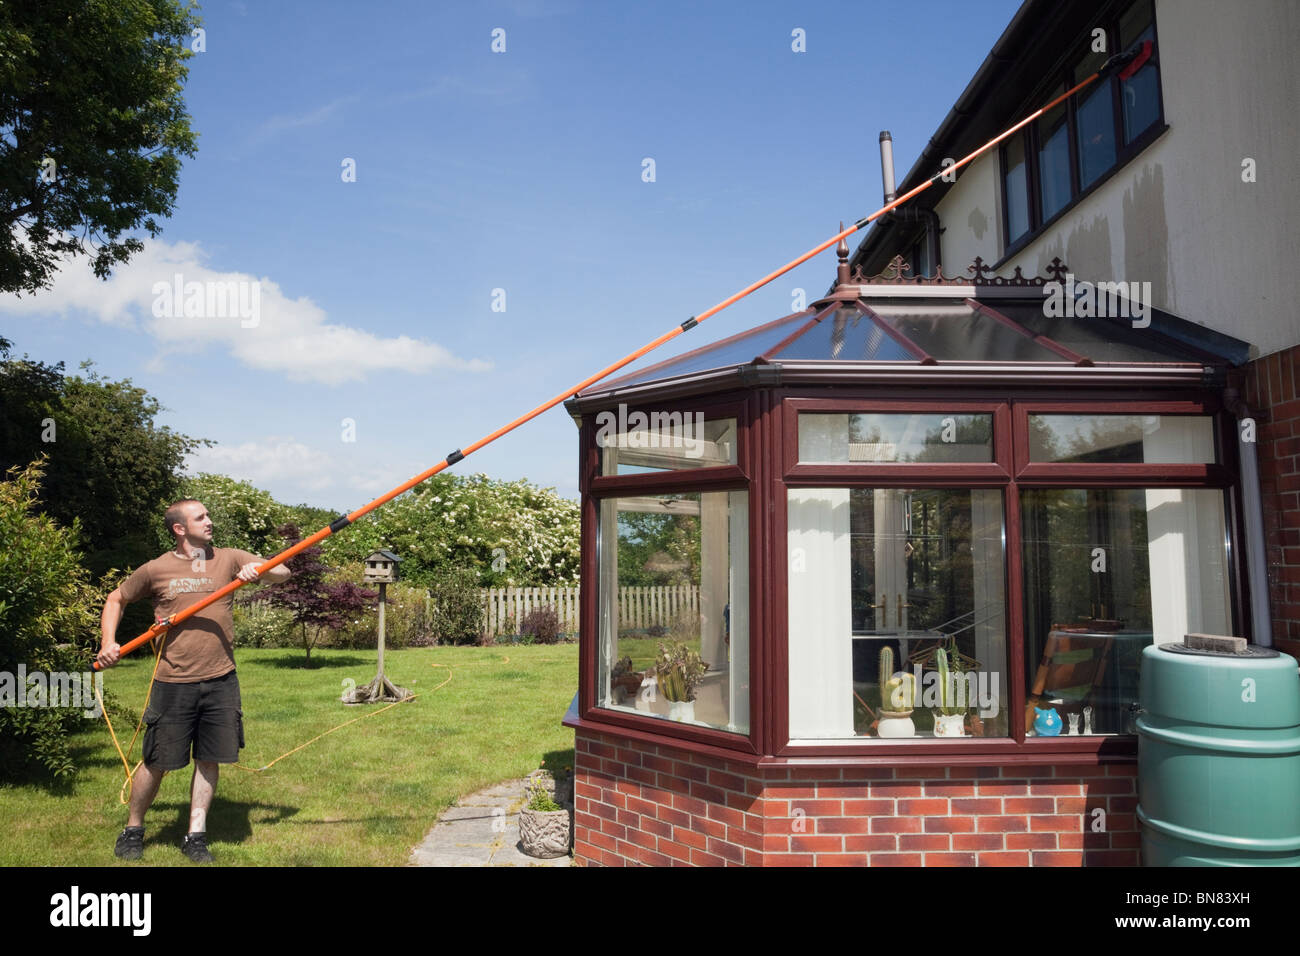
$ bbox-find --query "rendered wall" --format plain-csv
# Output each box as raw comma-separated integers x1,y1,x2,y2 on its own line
929,0,1300,357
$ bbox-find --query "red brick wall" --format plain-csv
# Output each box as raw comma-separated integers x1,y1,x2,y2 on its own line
1244,344,1300,661
573,729,1140,867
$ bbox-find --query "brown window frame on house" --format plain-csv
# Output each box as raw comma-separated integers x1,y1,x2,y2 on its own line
571,383,1244,768
998,0,1167,262
580,392,763,755
769,389,1240,763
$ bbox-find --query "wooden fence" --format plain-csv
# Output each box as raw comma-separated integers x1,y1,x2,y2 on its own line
481,586,580,637
479,585,699,637
613,584,699,632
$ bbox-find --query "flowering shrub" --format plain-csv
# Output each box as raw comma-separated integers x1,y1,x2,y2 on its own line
159,473,288,555
232,600,297,648
319,474,579,587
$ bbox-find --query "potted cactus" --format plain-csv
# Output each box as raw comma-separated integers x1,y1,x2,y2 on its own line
876,645,917,738
932,647,967,737
654,640,707,721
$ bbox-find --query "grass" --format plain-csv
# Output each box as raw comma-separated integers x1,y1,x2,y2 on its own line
0,645,577,866
616,634,703,671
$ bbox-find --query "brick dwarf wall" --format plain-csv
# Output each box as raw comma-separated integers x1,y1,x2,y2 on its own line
1245,344,1300,662
573,729,1140,867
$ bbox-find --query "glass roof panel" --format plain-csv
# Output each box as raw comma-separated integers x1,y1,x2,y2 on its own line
983,301,1208,364
770,305,917,362
599,309,815,389
869,302,1065,362
581,288,1232,399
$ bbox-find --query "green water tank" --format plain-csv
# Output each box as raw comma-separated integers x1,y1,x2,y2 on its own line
1137,642,1300,866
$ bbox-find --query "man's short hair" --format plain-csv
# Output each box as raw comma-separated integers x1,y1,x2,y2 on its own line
164,499,201,539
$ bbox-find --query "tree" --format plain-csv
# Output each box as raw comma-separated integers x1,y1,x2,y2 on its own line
255,524,376,665
0,0,201,295
615,504,701,587
0,335,63,471
0,341,208,577
58,364,208,573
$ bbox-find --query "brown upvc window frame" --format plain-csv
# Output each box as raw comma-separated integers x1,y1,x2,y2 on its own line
580,392,762,755
771,390,1238,763
592,397,747,489
1012,398,1242,741
783,397,1013,483
571,385,1241,766
1012,399,1232,486
776,395,1022,760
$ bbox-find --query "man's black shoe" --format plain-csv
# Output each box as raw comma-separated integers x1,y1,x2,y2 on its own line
114,826,144,860
181,832,214,863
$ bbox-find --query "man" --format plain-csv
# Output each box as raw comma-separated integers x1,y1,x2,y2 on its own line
97,499,291,863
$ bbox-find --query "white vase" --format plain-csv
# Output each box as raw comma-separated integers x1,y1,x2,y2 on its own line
668,700,695,722
933,713,966,737
634,676,654,711
877,714,916,738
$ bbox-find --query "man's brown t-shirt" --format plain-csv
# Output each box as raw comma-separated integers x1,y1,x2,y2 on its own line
119,547,260,683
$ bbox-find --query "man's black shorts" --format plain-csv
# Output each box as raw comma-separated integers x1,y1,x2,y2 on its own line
142,670,244,771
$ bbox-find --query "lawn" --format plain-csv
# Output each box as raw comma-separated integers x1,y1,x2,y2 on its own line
616,634,705,671
0,644,577,866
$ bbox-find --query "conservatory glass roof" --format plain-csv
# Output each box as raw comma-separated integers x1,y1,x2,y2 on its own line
578,282,1250,401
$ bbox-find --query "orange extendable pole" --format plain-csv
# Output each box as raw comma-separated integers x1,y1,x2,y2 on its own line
97,53,1136,670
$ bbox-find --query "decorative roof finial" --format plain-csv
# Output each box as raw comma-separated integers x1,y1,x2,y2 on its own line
836,221,850,287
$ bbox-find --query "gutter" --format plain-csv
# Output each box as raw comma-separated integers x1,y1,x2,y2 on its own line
565,360,1216,413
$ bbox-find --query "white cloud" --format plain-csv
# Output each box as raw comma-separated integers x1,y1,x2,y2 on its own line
185,438,437,509
0,238,491,384
187,437,339,493
395,71,532,105
252,94,360,142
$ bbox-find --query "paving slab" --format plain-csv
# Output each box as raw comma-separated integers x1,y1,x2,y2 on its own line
409,777,573,867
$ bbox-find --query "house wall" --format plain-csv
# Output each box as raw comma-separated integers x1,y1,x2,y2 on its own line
930,0,1300,357
573,729,1141,866
934,149,1001,278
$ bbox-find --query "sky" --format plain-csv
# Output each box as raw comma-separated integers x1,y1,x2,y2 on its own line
1,0,1022,511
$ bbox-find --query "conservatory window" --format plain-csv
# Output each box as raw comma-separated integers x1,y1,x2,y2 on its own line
1027,414,1215,464
798,412,994,464
1021,487,1231,736
787,486,1008,741
596,490,749,734
597,412,737,475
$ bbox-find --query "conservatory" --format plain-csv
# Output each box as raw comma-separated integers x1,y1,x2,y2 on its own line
562,251,1252,867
